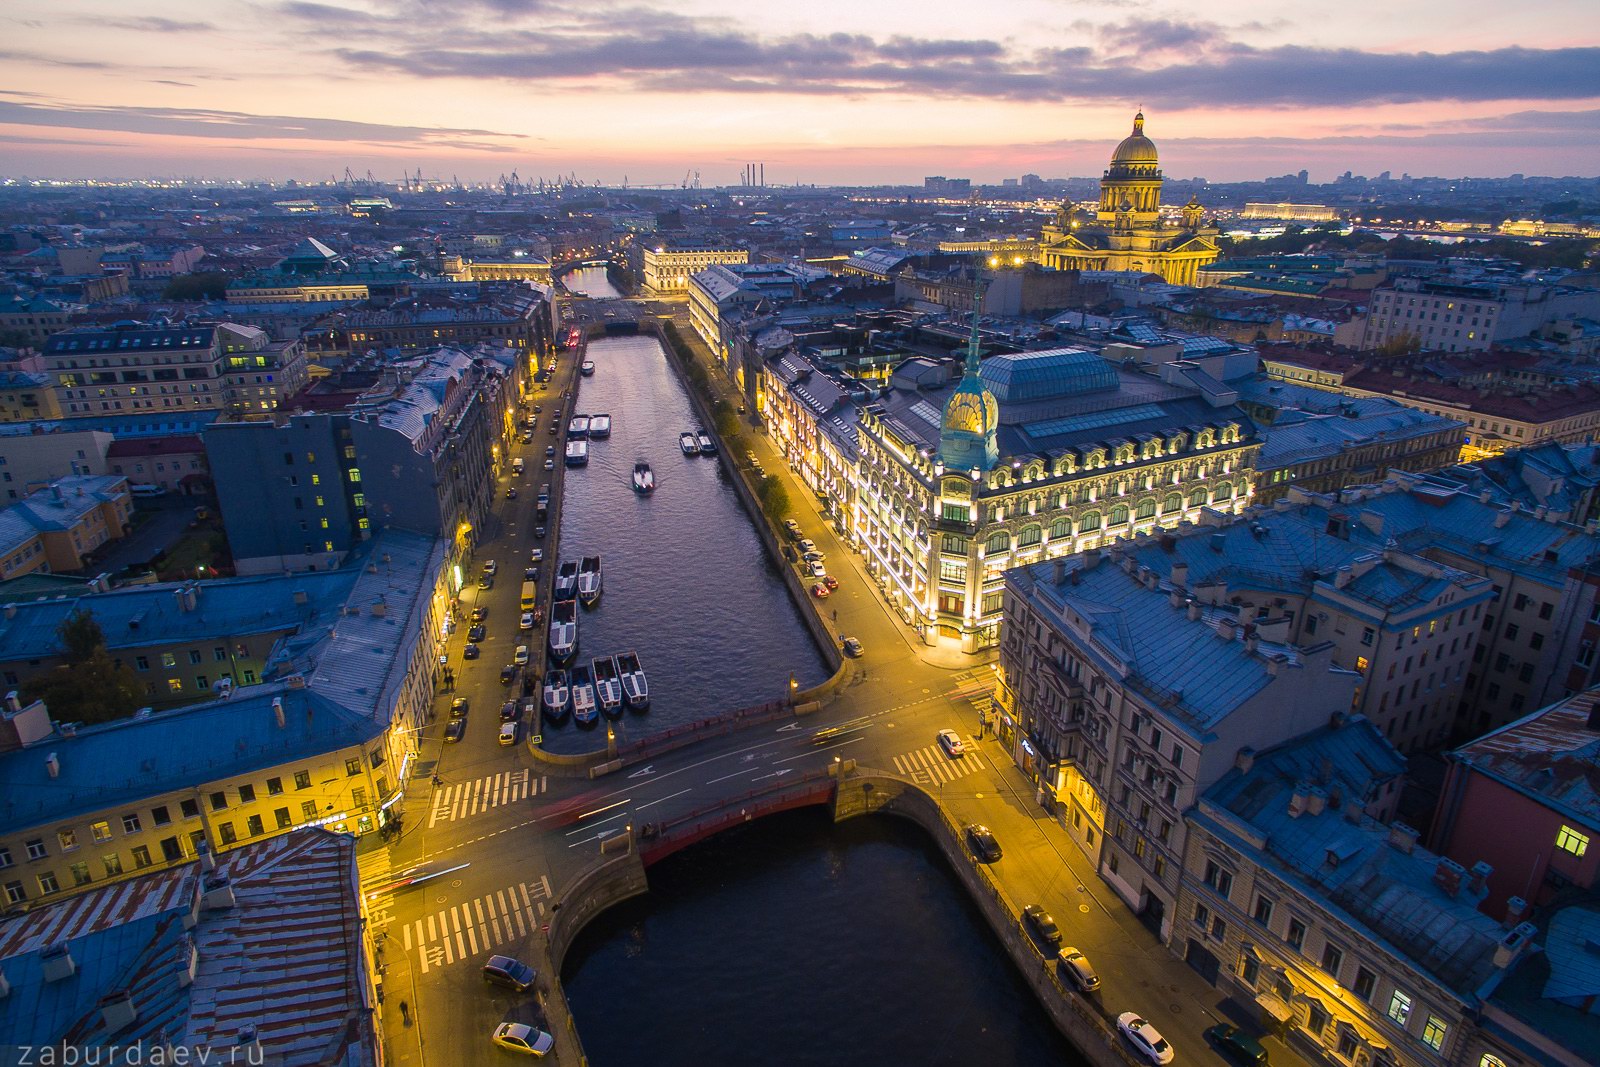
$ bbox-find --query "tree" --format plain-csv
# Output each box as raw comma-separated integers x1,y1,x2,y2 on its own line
757,476,791,521
21,609,146,724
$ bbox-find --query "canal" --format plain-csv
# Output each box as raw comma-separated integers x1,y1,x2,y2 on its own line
562,810,1089,1067
542,333,830,753
563,265,621,299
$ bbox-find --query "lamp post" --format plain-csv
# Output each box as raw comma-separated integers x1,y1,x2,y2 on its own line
788,672,799,705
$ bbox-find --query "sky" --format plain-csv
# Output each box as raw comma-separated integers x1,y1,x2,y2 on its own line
2,0,1598,186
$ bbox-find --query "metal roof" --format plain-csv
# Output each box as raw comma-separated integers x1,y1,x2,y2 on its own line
978,347,1117,402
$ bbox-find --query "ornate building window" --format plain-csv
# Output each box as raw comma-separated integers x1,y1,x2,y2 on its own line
1188,489,1209,508
1135,499,1157,520
1080,512,1102,531
1162,493,1183,514
1109,504,1130,526
985,530,1011,553
1050,517,1072,538
1019,525,1042,547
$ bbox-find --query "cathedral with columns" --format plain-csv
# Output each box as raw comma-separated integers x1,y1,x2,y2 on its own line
1036,112,1220,285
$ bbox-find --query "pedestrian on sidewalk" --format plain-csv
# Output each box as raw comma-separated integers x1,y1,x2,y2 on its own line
431,774,442,787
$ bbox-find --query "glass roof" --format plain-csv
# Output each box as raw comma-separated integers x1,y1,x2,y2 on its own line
979,348,1117,403
1024,403,1170,440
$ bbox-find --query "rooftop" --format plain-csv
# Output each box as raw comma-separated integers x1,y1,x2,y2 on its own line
1449,687,1600,829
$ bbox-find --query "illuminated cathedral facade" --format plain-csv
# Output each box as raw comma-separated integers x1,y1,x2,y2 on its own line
1037,112,1220,285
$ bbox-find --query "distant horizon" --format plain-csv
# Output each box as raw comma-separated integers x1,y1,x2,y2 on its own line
3,0,1597,186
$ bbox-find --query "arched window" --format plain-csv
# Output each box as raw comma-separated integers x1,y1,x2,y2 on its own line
1135,499,1157,520
1215,482,1234,500
1080,511,1102,531
1162,492,1183,513
1019,525,1042,547
1109,505,1129,525
1189,489,1209,507
985,530,1011,553
1050,517,1072,538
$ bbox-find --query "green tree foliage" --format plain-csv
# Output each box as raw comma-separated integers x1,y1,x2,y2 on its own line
1218,230,1595,272
161,272,228,301
22,609,146,724
756,476,791,521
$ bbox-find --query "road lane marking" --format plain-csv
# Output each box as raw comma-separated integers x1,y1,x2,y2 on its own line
637,788,691,809
575,799,631,821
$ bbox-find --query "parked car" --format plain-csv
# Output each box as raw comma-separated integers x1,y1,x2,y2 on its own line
514,644,530,666
782,519,801,537
1117,1014,1175,1066
482,954,537,992
1056,947,1101,993
482,560,498,576
811,583,831,599
805,561,826,578
823,574,839,590
802,550,826,564
534,526,546,539
477,576,493,589
491,1022,554,1057
500,700,519,722
467,624,486,642
449,697,469,718
842,636,864,657
544,459,555,470
937,729,965,757
520,611,536,630
462,642,481,660
500,664,517,685
499,722,518,746
545,445,556,457
965,824,1001,863
470,606,489,621
444,719,466,743
1022,904,1062,949
1204,1024,1269,1065
529,548,544,562
797,538,816,553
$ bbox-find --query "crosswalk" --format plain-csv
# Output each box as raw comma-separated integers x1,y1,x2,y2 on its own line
893,743,989,785
428,769,545,827
397,876,555,974
948,669,996,718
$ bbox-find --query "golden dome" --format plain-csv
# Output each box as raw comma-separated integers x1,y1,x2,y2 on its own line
1110,111,1158,165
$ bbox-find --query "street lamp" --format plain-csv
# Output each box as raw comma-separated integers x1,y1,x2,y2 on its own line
788,672,799,704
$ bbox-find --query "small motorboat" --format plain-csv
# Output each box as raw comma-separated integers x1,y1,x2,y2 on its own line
547,599,578,662
581,360,596,377
593,655,624,717
696,429,717,456
679,432,699,456
569,662,598,724
577,555,602,607
632,461,655,494
617,651,649,711
542,669,570,723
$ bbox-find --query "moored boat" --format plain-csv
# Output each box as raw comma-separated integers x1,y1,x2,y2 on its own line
577,555,603,607
554,560,579,599
632,461,655,494
679,432,699,456
547,598,578,662
569,662,598,724
564,440,589,466
541,669,570,723
617,651,649,711
696,429,717,455
592,655,624,716
589,413,611,438
568,415,591,438
580,360,596,377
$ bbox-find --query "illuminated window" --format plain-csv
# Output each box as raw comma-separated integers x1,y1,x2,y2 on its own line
324,541,334,552
1422,1014,1447,1051
1556,825,1590,857
1387,989,1413,1026
1356,656,1370,673
90,821,112,843
1480,1056,1507,1067
167,678,183,693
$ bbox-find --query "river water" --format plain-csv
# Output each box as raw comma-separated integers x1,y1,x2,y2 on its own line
562,810,1088,1067
542,333,830,753
563,265,621,299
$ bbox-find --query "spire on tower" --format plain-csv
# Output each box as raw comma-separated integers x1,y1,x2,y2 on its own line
964,279,986,379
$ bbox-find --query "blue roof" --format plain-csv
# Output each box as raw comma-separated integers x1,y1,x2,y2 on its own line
979,347,1117,402
1024,403,1170,439
0,686,382,834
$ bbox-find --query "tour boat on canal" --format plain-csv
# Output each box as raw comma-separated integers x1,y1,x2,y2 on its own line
569,662,598,724
589,413,611,438
696,429,717,456
554,560,579,599
617,651,649,711
577,555,603,606
541,669,570,723
632,461,655,494
592,655,624,716
567,414,591,438
679,431,700,456
581,360,596,377
564,440,589,466
547,599,578,662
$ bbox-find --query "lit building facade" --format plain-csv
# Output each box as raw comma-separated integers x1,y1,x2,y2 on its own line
642,243,748,293
1037,113,1221,286
852,312,1258,651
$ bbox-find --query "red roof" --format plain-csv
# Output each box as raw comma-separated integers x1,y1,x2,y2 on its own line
106,434,205,458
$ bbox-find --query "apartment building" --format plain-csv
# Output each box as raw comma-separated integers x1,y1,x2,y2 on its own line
0,427,113,499
40,321,276,417
1365,276,1600,355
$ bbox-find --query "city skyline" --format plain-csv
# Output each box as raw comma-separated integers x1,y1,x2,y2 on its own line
2,0,1598,185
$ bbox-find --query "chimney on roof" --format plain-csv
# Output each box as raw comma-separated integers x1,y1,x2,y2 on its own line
1502,895,1529,929
1388,822,1420,854
1288,783,1311,818
1186,601,1202,622
1051,558,1067,585
272,697,285,729
1479,489,1492,503
1468,860,1493,896
1494,922,1539,969
1209,533,1226,553
201,874,236,910
1235,747,1255,773
98,990,138,1034
1215,618,1238,641
44,752,59,778
41,945,75,983
1171,561,1188,589
1433,856,1466,897
1305,787,1328,816
4,691,19,713
1585,699,1600,731
1494,510,1512,528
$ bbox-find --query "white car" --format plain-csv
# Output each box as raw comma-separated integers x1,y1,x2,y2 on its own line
492,1022,554,1057
1117,1013,1175,1065
499,722,518,746
783,519,802,536
806,561,826,578
937,729,965,758
529,548,544,563
513,644,530,666
797,538,816,553
520,612,536,631
482,560,498,576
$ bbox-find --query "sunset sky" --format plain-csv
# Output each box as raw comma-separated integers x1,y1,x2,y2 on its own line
2,0,1597,185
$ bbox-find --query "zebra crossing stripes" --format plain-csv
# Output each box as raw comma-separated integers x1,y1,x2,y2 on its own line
893,744,988,786
401,876,554,974
428,769,544,827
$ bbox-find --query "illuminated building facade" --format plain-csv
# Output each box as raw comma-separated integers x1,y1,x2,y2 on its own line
852,305,1258,652
641,242,748,293
1037,113,1221,286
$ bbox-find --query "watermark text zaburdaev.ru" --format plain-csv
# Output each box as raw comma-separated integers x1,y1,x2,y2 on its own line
7,1045,266,1066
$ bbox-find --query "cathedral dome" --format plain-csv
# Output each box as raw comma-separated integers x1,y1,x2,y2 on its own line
1110,112,1158,166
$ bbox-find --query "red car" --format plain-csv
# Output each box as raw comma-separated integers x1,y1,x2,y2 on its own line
823,575,839,590
811,583,831,598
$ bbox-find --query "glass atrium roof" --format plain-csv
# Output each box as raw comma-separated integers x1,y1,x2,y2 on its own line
979,348,1118,403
